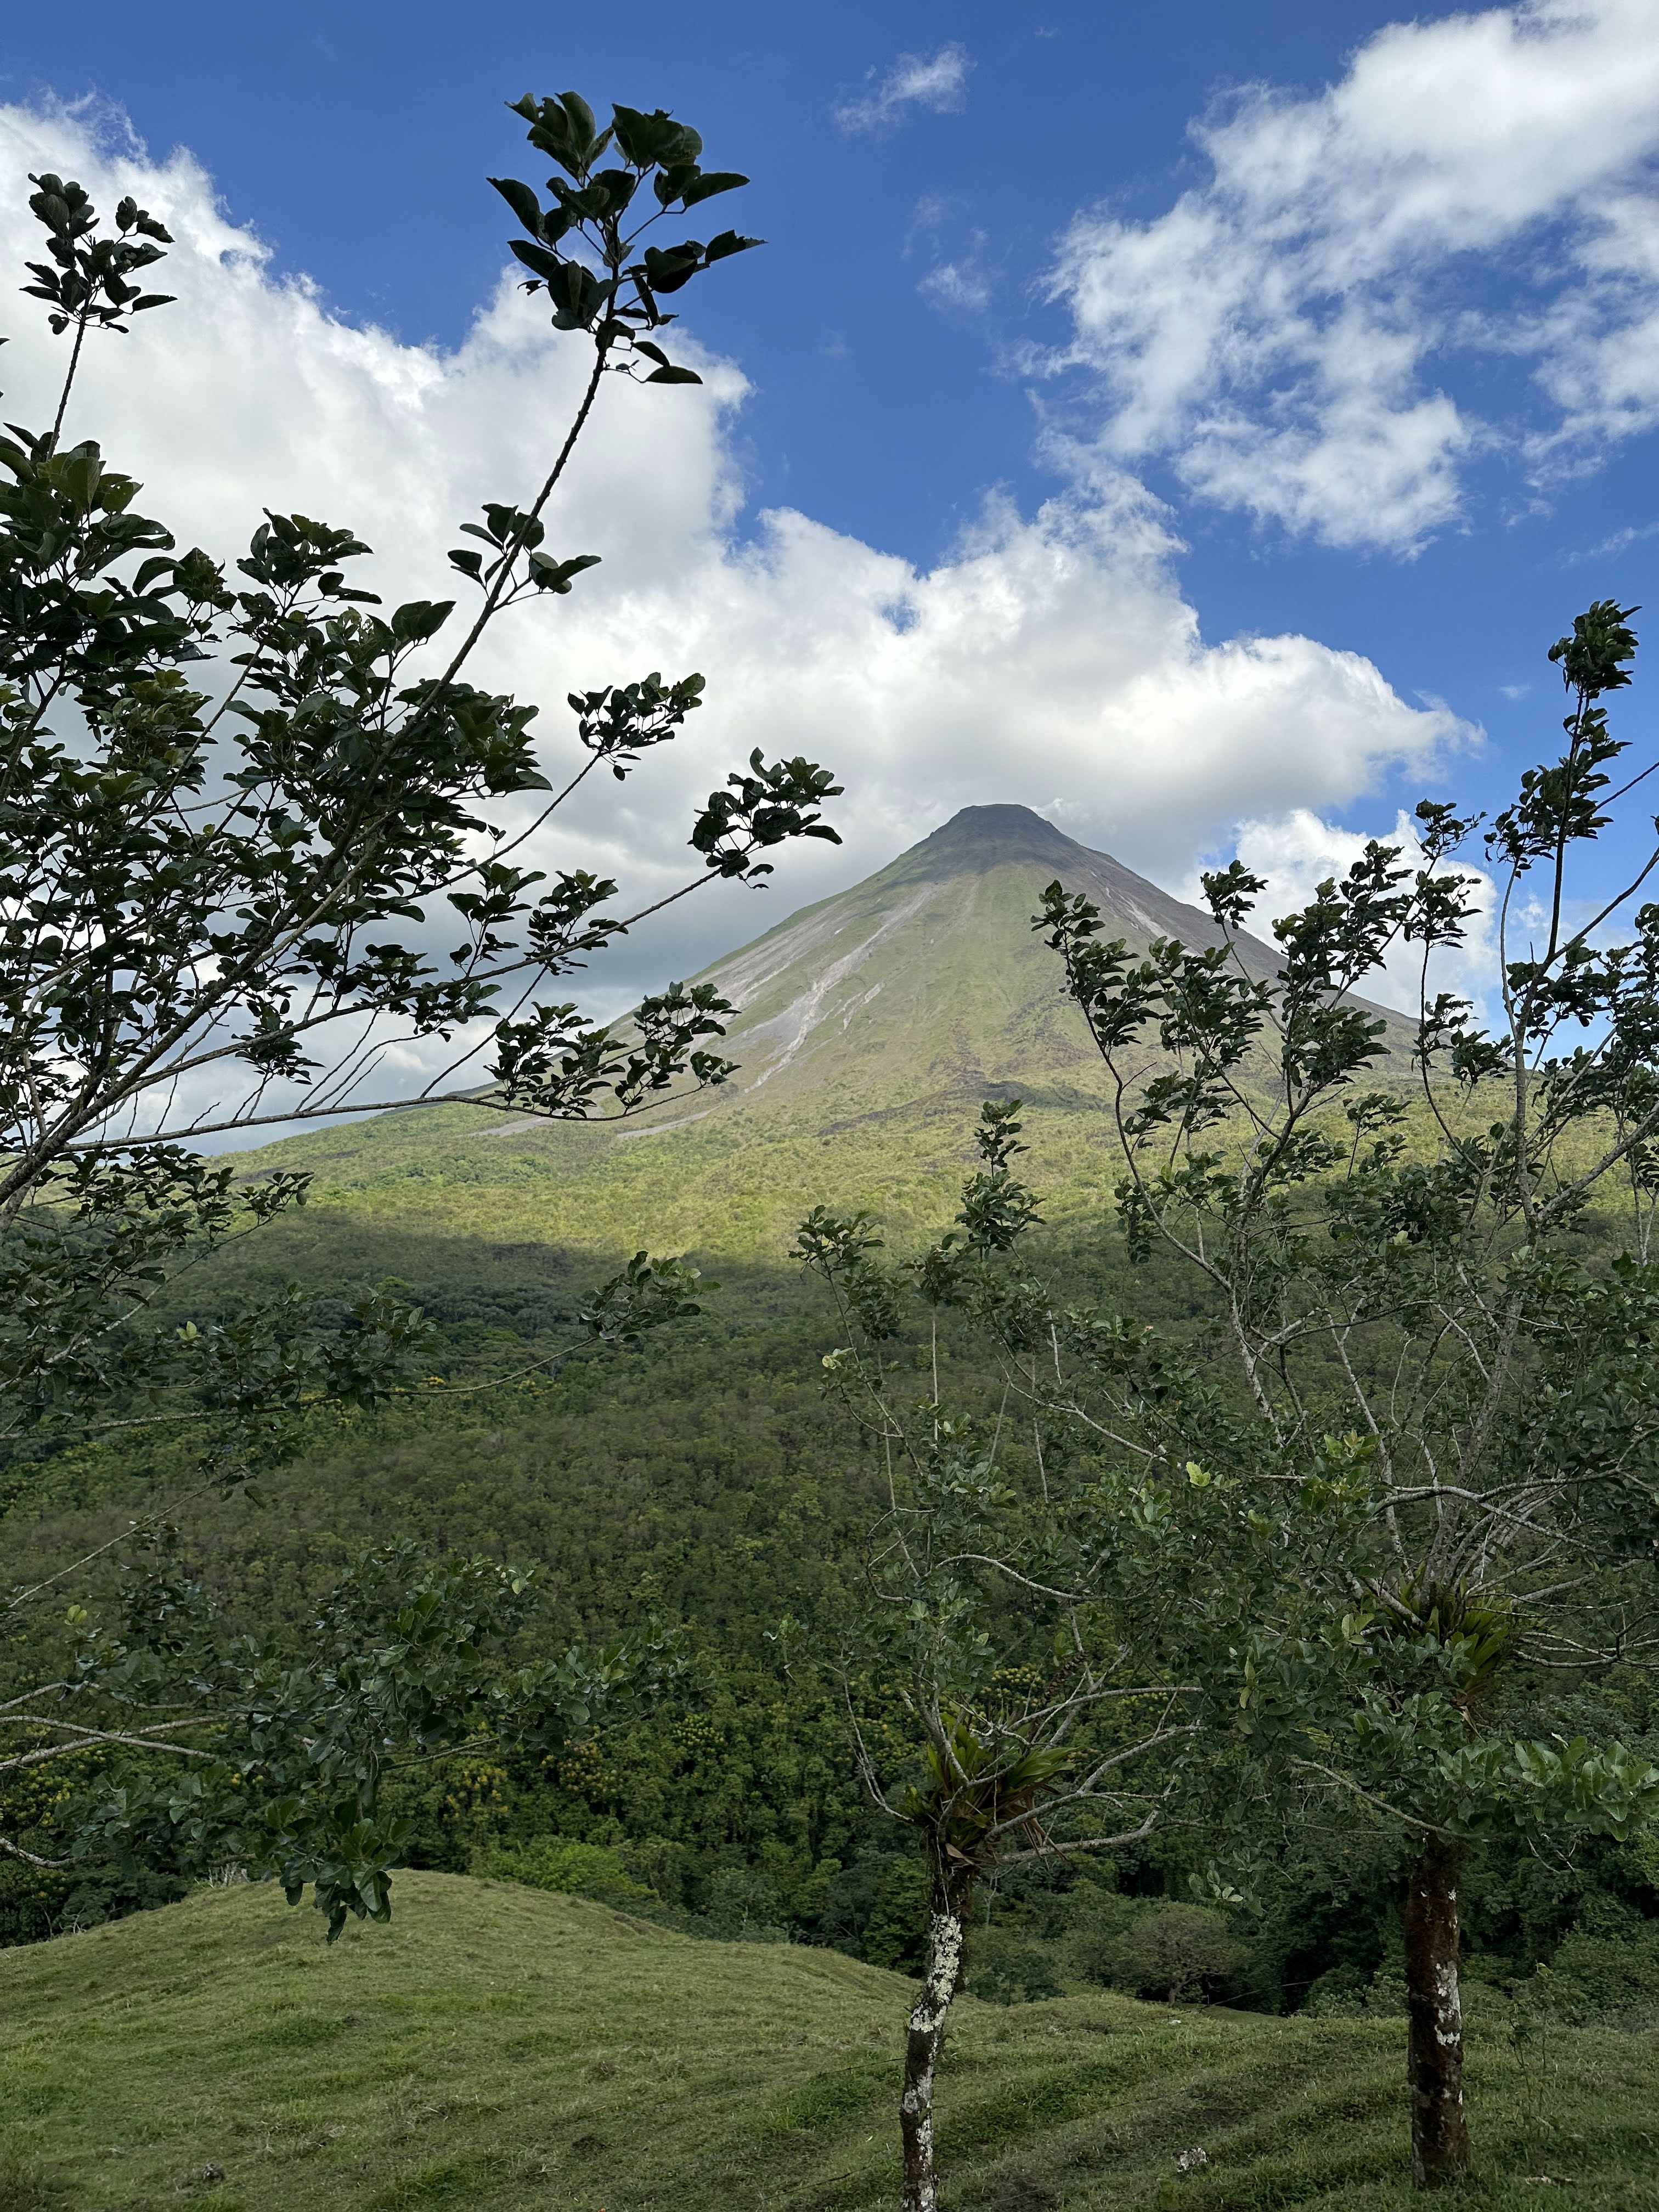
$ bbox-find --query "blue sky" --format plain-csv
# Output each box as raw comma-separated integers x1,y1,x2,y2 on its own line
3,1,1659,1007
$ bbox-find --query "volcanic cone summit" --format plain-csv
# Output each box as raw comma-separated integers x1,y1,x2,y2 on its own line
694,803,1277,1115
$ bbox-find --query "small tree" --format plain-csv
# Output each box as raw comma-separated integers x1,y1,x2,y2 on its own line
1036,600,1659,2188
0,94,839,1486
1,92,840,1914
0,1248,701,1918
795,1104,1282,2212
4,1531,672,1938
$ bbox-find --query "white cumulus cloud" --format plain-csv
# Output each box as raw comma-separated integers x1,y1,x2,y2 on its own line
1045,0,1659,552
0,100,1473,1091
834,44,973,134
1184,809,1498,1019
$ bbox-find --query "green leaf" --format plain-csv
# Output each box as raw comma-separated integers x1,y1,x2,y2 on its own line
683,172,748,206
510,238,566,282
390,599,455,645
612,104,696,171
527,551,603,594
588,167,640,216
488,175,545,235
644,364,702,385
640,243,704,295
704,230,763,264
560,91,600,152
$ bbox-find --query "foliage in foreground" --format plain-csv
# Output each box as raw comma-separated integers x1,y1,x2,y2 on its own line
4,1242,1656,2001
2,102,834,1485
795,601,1659,2202
1,85,841,1924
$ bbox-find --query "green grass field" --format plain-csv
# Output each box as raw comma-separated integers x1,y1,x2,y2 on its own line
2,1874,1654,2212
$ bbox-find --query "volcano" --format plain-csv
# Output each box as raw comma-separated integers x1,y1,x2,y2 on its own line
691,803,1281,1119
236,805,1367,1260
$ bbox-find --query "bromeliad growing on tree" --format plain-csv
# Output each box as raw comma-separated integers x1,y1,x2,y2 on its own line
796,1104,1284,2212
1036,600,1659,2189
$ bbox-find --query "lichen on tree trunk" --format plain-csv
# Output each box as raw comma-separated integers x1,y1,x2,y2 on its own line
900,1876,972,2212
1404,1833,1470,2189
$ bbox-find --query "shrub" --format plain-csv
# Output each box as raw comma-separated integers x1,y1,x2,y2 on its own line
861,1859,931,1971
1546,1923,1659,2027
698,1866,788,1943
476,1838,656,1913
967,1927,1063,2005
1098,1903,1246,2004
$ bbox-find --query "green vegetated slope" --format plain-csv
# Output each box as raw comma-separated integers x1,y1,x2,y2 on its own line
10,804,1657,2200
217,804,1318,1273
4,1874,1655,2212
10,803,1652,1988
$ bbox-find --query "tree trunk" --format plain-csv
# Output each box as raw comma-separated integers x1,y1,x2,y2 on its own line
900,1872,972,2212
1403,1834,1470,2188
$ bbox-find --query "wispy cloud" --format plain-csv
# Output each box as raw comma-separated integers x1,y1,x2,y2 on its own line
835,44,972,134
1043,0,1659,555
1567,516,1659,564
918,261,990,312
908,193,992,315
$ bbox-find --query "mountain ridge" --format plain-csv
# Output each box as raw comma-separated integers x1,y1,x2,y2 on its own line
224,803,1390,1262
685,801,1283,1114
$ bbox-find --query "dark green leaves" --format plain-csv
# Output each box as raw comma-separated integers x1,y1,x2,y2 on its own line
488,173,548,234
1200,858,1267,934
544,259,617,331
390,598,453,645
579,1249,709,1346
704,228,761,264
792,1207,903,1340
569,669,704,776
527,549,601,594
46,1539,642,1939
22,173,175,349
1493,603,1641,880
636,232,762,300
509,89,614,179
951,1102,1043,1258
487,979,736,1119
496,93,761,381
691,750,844,879
238,509,376,594
1548,597,1638,699
682,171,749,207
523,869,623,970
610,103,701,173
1024,603,1659,1938
0,89,838,1502
508,235,566,281
637,242,704,296
447,501,599,596
628,339,703,385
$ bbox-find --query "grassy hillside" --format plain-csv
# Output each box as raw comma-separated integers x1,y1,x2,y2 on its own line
4,807,1654,2085
3,1874,1656,2212
199,803,1357,1268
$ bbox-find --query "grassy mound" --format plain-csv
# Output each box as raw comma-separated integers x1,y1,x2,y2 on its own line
1,1875,1655,2211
